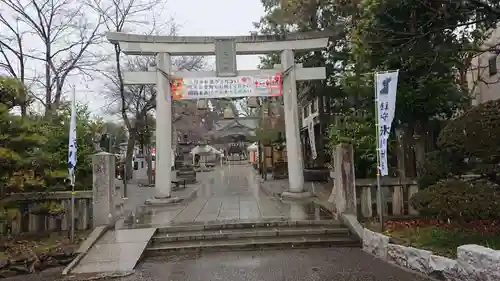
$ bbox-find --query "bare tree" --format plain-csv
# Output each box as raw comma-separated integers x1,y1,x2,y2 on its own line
103,52,206,186
0,0,105,116
0,16,29,115
88,0,167,192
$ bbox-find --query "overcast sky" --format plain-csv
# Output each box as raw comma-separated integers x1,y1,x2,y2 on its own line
86,0,265,120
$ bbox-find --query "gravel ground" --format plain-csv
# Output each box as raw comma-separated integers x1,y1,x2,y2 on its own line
7,248,431,281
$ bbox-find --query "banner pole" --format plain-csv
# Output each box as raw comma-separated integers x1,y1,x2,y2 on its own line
374,73,385,232
70,173,75,243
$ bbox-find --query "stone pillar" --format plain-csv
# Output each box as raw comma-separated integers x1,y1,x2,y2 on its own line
172,123,177,167
280,49,305,194
393,128,405,215
92,152,116,227
328,144,357,215
154,52,173,198
360,187,372,218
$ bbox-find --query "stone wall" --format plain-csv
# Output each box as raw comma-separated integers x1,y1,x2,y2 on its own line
0,191,92,235
363,229,500,281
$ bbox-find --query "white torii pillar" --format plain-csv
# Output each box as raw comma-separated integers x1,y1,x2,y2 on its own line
280,50,307,197
151,52,175,201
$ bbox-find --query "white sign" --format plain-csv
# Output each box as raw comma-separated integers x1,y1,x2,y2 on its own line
374,70,399,176
306,116,317,159
172,74,282,100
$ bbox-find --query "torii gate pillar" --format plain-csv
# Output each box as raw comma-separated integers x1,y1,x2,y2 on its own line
153,53,174,200
281,49,306,195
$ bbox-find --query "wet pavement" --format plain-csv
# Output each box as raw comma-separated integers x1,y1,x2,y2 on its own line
2,248,431,281
108,248,431,281
122,165,334,228
2,166,431,280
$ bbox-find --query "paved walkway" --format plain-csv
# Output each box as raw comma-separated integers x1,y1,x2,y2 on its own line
121,164,333,228
67,165,334,275
9,249,431,281
106,248,432,281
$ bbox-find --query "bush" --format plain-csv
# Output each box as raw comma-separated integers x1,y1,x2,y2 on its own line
417,150,467,189
410,180,500,222
436,99,500,185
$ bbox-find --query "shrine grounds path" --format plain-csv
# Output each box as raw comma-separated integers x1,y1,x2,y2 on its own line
4,165,431,281
9,248,431,281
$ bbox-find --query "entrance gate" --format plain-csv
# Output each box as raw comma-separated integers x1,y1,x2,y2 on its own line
106,32,329,202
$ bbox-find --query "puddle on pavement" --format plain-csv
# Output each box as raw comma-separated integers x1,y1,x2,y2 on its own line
299,201,335,220
121,204,186,228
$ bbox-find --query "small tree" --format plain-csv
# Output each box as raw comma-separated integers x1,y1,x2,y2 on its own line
327,110,380,178
436,99,500,185
0,77,45,195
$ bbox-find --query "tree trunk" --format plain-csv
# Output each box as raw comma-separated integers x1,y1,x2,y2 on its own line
413,122,427,177
44,42,52,118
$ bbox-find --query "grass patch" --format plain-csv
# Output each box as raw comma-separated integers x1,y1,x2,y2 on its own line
368,219,500,259
388,225,500,258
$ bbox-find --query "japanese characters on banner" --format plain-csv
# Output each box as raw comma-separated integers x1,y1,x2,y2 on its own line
170,74,282,100
374,70,399,176
307,116,317,159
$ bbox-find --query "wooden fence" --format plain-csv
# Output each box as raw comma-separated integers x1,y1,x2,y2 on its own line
355,178,419,220
0,191,92,235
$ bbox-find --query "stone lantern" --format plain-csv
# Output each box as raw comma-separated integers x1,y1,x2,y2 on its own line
197,99,208,110
223,105,235,119
247,97,259,108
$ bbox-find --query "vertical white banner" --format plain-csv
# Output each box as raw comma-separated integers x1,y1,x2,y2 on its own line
375,70,399,176
67,89,77,182
307,117,317,159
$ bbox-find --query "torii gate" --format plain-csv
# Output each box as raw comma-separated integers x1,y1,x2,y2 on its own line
106,32,329,203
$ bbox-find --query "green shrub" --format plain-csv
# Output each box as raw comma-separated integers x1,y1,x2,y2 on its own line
417,150,467,189
437,99,500,185
410,180,500,222
327,110,387,178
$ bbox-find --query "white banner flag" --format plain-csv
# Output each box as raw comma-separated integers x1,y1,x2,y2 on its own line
68,89,77,183
375,70,399,176
307,117,317,160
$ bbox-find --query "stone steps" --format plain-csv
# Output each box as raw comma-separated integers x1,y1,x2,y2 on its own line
152,225,349,243
155,219,342,232
145,220,360,255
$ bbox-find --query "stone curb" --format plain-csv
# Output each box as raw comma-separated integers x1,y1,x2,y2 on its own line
62,226,109,276
280,191,314,199
144,186,199,205
61,270,135,280
340,214,364,240
362,228,500,281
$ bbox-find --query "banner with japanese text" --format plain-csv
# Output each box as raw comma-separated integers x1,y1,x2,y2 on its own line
374,70,399,176
170,74,282,100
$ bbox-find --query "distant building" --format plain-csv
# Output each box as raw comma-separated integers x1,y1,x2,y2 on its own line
468,23,500,105
117,142,140,159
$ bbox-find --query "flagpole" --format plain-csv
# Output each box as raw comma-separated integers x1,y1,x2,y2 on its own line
374,73,384,232
69,88,77,244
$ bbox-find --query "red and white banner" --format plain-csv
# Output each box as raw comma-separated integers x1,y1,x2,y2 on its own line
171,74,282,100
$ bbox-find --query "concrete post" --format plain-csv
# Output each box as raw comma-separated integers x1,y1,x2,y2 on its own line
92,152,116,227
328,144,357,216
280,49,306,195
154,52,173,198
